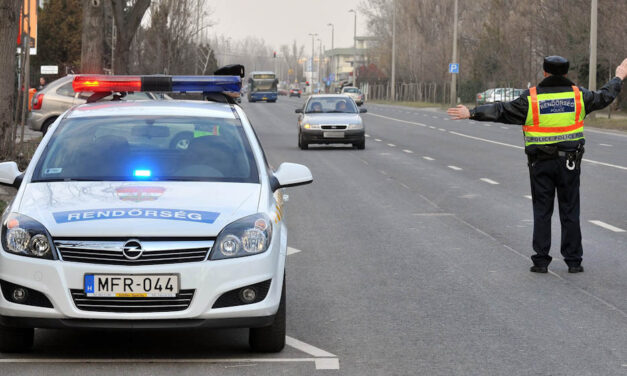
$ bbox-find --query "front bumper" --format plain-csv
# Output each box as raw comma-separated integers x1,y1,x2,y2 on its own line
0,239,285,327
302,129,365,144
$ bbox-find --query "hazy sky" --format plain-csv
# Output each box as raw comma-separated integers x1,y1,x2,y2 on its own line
207,0,370,53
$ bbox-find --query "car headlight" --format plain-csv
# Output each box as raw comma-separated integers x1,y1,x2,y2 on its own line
347,123,363,129
303,123,320,129
210,213,273,260
1,213,56,260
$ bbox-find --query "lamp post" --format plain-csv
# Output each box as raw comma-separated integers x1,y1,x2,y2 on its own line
349,9,357,87
391,0,396,101
327,23,335,86
317,38,322,93
308,33,318,93
449,0,459,106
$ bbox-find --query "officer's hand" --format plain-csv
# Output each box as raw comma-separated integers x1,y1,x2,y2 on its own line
616,58,627,80
447,105,470,120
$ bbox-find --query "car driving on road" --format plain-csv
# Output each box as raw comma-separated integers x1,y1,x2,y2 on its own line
295,94,367,150
0,74,312,353
340,86,364,106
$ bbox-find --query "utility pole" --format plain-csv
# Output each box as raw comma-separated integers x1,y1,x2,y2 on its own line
450,0,459,106
588,0,597,119
308,33,318,93
327,23,335,85
349,9,357,87
391,0,397,101
19,0,31,150
317,39,322,93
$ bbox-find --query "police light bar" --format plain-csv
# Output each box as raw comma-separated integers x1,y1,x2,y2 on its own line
72,75,242,94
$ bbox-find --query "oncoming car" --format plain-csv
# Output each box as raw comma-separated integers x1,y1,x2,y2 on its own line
0,74,313,353
295,94,367,150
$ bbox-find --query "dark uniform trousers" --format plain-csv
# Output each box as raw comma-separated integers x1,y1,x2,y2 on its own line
528,156,583,267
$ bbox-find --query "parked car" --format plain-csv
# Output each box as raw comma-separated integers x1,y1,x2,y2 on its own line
29,76,162,134
289,88,302,98
476,88,524,105
278,89,288,96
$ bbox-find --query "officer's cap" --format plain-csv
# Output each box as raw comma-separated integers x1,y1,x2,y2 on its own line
543,56,569,75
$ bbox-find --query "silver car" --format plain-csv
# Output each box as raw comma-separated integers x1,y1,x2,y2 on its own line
29,76,159,134
340,86,364,106
295,94,367,149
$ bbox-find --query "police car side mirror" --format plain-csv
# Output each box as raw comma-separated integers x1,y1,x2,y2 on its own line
295,108,303,114
0,162,23,189
359,108,367,113
271,163,313,191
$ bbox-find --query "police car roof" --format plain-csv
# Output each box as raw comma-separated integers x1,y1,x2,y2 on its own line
67,100,236,119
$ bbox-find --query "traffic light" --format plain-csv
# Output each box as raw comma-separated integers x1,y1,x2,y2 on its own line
273,51,277,58
305,81,310,86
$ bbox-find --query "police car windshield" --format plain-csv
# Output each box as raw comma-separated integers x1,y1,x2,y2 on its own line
305,97,357,113
32,115,259,183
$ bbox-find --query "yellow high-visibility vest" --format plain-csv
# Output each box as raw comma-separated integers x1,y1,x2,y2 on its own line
523,85,585,146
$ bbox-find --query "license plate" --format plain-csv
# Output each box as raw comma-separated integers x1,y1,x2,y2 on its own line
323,131,345,138
84,274,179,297
262,97,268,100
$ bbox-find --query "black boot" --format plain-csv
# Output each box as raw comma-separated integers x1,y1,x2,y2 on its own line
568,265,584,273
530,265,548,273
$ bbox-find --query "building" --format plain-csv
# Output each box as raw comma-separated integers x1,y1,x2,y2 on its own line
325,36,377,89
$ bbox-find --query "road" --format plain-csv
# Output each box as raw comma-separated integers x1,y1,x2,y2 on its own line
2,97,627,375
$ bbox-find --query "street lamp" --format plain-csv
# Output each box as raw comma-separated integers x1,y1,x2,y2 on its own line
348,9,357,87
317,38,322,93
308,33,318,93
327,23,336,85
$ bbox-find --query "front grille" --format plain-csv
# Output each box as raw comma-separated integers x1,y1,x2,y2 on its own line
70,289,195,312
55,239,213,266
321,125,347,130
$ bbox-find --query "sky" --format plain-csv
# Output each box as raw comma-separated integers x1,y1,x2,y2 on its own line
207,0,370,53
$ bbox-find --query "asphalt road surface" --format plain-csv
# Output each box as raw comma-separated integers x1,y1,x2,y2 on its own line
2,97,626,375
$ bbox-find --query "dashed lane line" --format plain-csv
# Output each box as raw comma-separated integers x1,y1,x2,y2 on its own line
287,247,302,255
599,143,612,147
374,138,382,142
423,156,435,161
524,195,532,200
589,220,626,233
403,149,413,154
448,165,463,171
480,178,500,185
387,143,396,147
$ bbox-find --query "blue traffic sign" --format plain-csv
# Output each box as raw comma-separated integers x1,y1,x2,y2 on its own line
449,63,459,74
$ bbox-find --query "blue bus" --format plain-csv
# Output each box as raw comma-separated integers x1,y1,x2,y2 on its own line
247,71,278,102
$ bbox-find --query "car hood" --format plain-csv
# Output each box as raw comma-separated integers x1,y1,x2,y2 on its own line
17,181,261,238
302,113,362,124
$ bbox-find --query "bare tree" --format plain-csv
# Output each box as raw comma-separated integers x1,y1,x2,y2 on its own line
110,0,150,74
0,0,21,160
81,0,105,73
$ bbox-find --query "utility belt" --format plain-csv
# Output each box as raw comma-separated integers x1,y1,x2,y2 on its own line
526,144,584,170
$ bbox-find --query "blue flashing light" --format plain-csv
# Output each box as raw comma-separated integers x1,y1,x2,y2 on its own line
171,76,241,93
134,169,152,178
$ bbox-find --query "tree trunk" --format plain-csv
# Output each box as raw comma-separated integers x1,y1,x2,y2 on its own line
0,0,21,160
81,0,105,74
110,0,150,74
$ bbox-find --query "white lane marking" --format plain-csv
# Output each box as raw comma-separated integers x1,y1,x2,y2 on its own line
286,336,337,358
438,128,446,132
374,138,382,142
448,165,463,171
480,178,499,185
450,131,627,171
402,149,413,154
599,143,612,147
432,116,438,119
387,143,396,147
589,220,626,233
484,124,492,127
365,134,370,138
429,126,436,129
287,247,302,255
423,156,434,161
0,358,316,364
524,195,532,200
315,358,340,370
501,126,509,129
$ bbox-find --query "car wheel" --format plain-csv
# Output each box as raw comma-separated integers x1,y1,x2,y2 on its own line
0,325,34,353
249,278,286,353
354,139,366,150
298,133,308,150
41,117,57,135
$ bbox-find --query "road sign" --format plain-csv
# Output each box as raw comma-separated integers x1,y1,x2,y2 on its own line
40,65,58,74
449,63,459,74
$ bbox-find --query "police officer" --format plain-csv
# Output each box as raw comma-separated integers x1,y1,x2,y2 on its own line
447,56,627,273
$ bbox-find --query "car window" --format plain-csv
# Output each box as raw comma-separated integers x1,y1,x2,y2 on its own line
342,88,359,93
305,97,357,113
33,115,259,183
56,82,76,98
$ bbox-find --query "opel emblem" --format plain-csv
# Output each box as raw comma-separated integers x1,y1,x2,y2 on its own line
122,239,143,260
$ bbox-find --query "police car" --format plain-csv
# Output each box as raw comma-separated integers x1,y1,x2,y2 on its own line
0,73,313,353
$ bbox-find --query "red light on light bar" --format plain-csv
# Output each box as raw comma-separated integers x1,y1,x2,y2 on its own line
73,75,142,92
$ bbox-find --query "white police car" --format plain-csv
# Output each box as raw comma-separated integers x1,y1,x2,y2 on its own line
0,74,312,353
